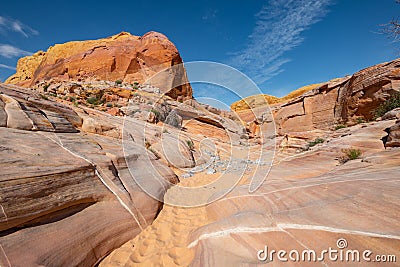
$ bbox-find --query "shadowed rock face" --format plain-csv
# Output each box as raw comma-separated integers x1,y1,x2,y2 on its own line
5,31,192,100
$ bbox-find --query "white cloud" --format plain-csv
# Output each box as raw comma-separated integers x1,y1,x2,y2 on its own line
0,44,32,58
0,16,38,37
0,63,16,70
228,0,332,85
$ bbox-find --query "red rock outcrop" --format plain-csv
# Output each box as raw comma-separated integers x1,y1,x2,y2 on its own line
235,58,400,135
5,31,192,100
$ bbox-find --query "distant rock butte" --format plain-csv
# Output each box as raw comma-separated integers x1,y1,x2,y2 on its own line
230,83,323,112
5,31,192,100
234,59,400,135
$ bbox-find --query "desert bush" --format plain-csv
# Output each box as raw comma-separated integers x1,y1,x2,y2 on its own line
372,92,400,119
87,97,99,105
145,139,151,149
150,109,161,120
308,138,325,148
115,79,122,85
39,94,49,100
67,96,76,102
335,124,347,130
339,148,362,164
356,117,366,124
186,140,194,150
128,109,140,116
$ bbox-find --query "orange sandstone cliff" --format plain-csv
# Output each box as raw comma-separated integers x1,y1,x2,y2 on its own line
5,31,192,100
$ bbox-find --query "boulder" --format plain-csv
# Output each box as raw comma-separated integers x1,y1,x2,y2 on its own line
383,120,400,147
382,107,400,120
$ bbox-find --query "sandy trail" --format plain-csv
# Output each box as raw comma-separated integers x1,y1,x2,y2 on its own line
99,172,221,267
100,141,262,266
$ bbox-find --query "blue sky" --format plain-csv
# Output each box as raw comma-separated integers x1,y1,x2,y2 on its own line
1,0,399,108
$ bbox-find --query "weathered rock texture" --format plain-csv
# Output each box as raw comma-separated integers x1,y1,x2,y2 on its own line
383,119,400,147
187,120,400,266
0,84,81,132
5,31,192,100
100,115,400,266
0,84,179,267
235,59,400,135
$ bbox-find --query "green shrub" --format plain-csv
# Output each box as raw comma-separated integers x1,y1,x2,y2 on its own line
43,84,49,92
335,124,347,130
186,140,194,150
128,110,139,117
145,139,151,149
339,148,362,164
356,117,366,124
106,103,113,108
150,109,161,120
308,138,325,148
39,94,49,100
68,96,76,102
115,79,123,85
87,97,99,105
372,92,400,119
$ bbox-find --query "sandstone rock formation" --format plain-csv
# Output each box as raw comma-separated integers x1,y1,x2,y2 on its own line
230,83,322,112
383,119,400,147
0,84,179,266
0,79,248,266
187,120,400,266
3,34,400,267
234,59,400,135
5,31,192,100
100,115,400,266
